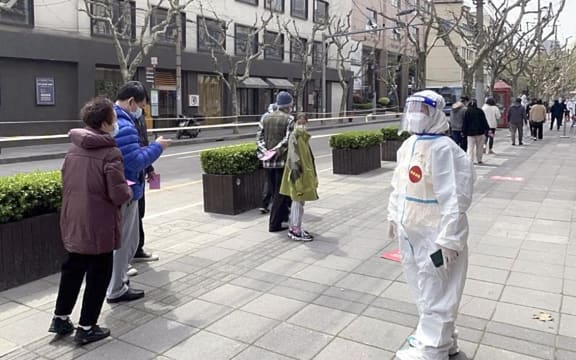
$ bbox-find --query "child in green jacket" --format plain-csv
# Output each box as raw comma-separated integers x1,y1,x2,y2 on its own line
280,113,319,241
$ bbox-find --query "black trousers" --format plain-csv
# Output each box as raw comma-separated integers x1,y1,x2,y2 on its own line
261,179,272,209
551,115,562,130
267,168,291,230
484,128,496,150
137,194,145,253
54,252,113,326
533,122,544,139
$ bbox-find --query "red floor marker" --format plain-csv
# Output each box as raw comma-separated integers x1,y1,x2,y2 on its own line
381,249,402,262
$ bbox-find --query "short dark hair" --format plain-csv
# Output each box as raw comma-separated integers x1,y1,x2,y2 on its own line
468,98,478,108
460,96,470,102
80,97,115,129
515,98,522,104
296,112,308,121
537,99,543,105
116,81,148,102
486,97,496,106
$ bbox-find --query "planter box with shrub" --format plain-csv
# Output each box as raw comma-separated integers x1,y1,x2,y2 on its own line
200,143,266,215
0,171,65,291
381,127,411,161
330,131,383,175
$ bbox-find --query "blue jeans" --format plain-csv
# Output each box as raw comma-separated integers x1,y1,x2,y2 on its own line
450,131,467,152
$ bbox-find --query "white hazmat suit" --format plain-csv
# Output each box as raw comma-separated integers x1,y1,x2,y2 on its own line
388,90,474,360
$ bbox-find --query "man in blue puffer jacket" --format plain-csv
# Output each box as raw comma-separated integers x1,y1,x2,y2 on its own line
106,81,171,303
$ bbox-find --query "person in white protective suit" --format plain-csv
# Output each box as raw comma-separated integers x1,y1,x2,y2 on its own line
388,90,474,360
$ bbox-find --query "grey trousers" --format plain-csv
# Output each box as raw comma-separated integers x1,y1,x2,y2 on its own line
510,124,523,144
106,200,139,300
289,201,305,230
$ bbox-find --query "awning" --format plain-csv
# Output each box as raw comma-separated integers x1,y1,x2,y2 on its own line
266,78,295,89
238,77,270,89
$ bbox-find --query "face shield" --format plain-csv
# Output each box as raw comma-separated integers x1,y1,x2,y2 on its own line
401,91,448,135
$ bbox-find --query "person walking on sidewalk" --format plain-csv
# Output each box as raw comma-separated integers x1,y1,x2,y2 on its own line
49,98,133,345
508,98,527,145
257,91,294,232
132,107,159,265
106,81,171,304
388,90,474,360
280,113,318,242
449,96,469,151
462,99,490,164
482,97,501,154
550,99,564,131
530,99,547,140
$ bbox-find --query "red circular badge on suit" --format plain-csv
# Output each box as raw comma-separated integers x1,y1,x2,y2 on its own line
409,166,422,183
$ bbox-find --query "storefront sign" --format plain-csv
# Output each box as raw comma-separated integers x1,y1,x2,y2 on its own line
35,77,55,106
150,89,159,117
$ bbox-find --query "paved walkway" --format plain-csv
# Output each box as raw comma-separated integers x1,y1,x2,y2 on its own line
1,128,576,360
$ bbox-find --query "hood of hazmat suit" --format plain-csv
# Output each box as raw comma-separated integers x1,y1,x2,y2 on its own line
388,90,475,360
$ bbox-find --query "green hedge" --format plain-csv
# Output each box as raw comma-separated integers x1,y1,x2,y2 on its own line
381,126,411,141
200,143,260,175
378,97,391,107
329,131,383,150
0,171,62,224
352,103,373,110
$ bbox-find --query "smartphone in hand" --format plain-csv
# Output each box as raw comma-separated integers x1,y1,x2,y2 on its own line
430,249,444,268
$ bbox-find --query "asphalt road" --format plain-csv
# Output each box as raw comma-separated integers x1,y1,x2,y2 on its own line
0,122,395,186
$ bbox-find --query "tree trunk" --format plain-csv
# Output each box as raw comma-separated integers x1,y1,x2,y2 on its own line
121,68,132,84
511,75,520,96
417,52,427,90
230,80,240,135
294,84,304,112
462,71,474,98
339,82,348,123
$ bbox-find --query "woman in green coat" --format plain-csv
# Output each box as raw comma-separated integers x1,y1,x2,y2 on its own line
280,113,319,241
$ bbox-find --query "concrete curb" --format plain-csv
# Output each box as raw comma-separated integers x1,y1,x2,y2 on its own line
0,118,399,165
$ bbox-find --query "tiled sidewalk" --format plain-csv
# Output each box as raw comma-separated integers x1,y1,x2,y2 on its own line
1,130,576,359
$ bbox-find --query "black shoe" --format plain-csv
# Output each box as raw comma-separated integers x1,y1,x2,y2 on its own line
48,317,74,336
511,143,516,146
288,230,314,242
269,226,289,233
259,207,270,214
519,142,523,145
133,250,159,262
74,325,110,346
107,287,145,303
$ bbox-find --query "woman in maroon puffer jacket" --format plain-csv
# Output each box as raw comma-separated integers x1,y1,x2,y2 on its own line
49,97,132,345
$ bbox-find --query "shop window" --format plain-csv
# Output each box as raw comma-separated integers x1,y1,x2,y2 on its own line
151,7,186,46
291,0,307,19
264,31,284,61
198,16,226,52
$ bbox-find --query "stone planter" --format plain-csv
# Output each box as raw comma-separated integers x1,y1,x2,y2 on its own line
0,212,66,291
203,170,266,215
332,145,381,175
381,139,404,162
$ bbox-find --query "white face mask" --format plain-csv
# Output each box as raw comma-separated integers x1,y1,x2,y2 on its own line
405,113,429,134
131,107,143,120
109,122,119,137
296,123,307,129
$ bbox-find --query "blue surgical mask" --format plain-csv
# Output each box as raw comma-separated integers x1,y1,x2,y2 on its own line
131,107,143,120
111,122,119,137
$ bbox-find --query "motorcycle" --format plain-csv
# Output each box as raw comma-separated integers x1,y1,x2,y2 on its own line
176,114,203,139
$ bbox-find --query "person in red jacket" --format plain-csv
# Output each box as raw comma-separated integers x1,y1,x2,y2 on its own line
49,97,133,345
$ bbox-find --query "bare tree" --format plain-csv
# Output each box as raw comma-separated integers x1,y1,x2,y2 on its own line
81,0,194,83
198,2,280,133
282,19,330,112
327,11,360,116
381,0,463,90
430,0,530,96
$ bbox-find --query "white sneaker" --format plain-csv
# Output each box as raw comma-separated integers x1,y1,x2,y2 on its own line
396,347,426,360
127,266,139,277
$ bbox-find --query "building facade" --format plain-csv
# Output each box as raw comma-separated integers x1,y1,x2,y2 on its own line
0,0,351,136
350,0,419,109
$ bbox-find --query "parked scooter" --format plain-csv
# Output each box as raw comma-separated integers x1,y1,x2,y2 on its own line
176,114,203,139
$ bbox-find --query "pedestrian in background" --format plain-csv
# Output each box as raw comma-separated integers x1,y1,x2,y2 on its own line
50,98,132,345
462,99,490,164
550,99,564,131
106,81,171,304
280,113,318,242
482,97,501,154
449,96,469,151
530,99,547,140
257,92,294,232
508,98,528,146
132,106,160,265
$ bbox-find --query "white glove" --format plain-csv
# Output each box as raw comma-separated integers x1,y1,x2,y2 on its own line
441,246,459,270
388,222,397,239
